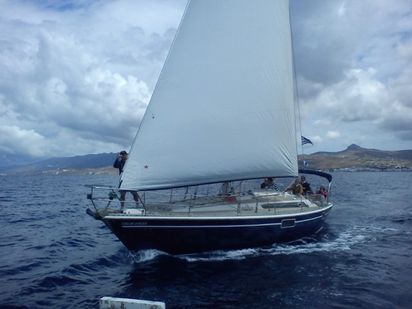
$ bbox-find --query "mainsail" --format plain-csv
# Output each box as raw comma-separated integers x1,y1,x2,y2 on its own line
120,0,297,190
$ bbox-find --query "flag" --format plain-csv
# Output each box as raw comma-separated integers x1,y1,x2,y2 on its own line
301,136,313,145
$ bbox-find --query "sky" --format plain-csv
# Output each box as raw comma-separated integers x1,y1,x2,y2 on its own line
0,0,411,161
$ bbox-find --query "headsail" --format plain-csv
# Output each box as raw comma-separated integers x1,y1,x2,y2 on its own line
121,0,297,190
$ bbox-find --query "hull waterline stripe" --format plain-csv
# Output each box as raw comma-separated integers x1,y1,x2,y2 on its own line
118,215,324,229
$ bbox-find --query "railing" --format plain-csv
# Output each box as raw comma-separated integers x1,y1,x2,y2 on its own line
306,193,328,207
86,184,330,217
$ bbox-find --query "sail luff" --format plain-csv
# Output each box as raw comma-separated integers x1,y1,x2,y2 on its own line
120,0,191,185
121,0,297,191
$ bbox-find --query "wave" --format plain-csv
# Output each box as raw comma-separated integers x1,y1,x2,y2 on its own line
128,224,399,263
180,231,364,262
129,249,167,263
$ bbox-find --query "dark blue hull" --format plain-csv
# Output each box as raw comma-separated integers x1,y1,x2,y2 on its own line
100,205,333,254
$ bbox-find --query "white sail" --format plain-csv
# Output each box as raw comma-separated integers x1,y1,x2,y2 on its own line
120,0,298,190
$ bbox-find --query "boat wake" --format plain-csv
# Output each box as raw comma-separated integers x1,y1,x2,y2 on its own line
128,225,398,264
180,231,364,262
128,249,166,263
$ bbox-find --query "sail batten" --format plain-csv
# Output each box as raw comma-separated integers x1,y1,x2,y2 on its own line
121,0,297,191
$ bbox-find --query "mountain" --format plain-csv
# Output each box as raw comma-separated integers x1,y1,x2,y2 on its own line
0,152,39,168
300,144,412,170
0,153,117,175
1,145,411,176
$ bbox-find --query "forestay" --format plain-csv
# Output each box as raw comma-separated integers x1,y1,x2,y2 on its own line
120,0,298,190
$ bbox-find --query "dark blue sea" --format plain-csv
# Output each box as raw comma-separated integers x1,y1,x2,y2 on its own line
0,172,411,308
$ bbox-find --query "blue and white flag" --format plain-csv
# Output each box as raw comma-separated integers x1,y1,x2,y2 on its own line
301,136,313,145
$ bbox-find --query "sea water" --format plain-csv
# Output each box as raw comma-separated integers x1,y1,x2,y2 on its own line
0,172,411,308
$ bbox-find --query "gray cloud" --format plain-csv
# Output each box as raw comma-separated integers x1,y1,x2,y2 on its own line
0,0,185,157
0,0,411,159
292,0,412,151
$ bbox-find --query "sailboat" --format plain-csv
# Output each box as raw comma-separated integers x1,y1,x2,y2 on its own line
86,0,333,254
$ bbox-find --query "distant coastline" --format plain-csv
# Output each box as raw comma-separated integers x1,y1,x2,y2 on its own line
1,145,411,176
299,144,412,172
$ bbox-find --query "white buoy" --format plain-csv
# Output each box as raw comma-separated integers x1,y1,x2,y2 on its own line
100,296,165,309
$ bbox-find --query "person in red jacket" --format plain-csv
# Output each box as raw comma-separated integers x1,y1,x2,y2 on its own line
316,186,328,198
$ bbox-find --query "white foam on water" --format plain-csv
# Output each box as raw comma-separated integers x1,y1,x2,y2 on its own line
180,225,386,262
129,249,167,263
183,248,258,262
127,225,399,263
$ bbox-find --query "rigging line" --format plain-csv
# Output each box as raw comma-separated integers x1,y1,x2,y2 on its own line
288,0,304,160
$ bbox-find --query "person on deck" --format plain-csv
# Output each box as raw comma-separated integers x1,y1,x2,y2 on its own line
113,150,140,209
260,177,279,190
316,186,328,198
286,178,303,195
220,182,234,196
300,176,313,195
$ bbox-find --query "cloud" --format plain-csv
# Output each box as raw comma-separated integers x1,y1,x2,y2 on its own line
313,120,331,127
305,68,388,122
0,0,412,160
311,135,323,144
326,131,341,139
0,125,46,156
303,66,412,137
0,0,186,157
293,0,412,151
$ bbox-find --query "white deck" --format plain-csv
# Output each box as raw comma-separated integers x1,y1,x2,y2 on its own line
94,191,331,219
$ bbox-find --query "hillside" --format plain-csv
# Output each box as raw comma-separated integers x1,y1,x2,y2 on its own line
300,144,412,170
0,153,117,175
1,145,411,176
